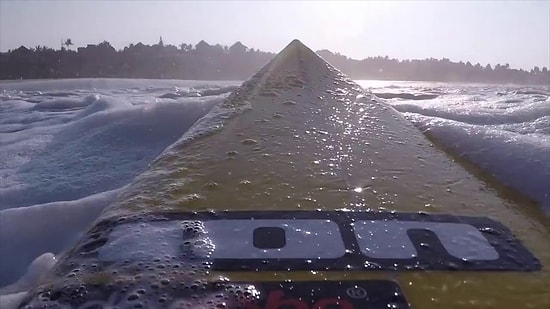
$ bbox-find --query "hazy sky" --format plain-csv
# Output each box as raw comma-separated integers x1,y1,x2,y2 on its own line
1,1,549,70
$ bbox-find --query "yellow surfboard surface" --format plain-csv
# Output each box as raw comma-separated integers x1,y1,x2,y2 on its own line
20,40,549,309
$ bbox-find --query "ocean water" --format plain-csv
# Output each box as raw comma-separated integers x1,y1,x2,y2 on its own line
0,78,548,294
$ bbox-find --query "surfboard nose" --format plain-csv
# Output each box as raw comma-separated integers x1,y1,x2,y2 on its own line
280,39,309,53
289,38,304,45
266,38,331,76
228,39,354,106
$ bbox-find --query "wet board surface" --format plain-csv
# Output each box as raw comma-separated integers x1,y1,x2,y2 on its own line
20,40,550,309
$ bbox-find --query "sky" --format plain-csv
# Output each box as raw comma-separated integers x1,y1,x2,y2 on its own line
0,0,549,70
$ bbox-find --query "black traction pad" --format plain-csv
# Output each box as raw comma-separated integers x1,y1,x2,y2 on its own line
73,210,541,272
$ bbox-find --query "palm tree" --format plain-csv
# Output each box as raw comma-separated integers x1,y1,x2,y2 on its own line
63,38,74,50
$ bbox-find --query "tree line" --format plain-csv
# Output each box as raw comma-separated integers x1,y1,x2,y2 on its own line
1,38,548,85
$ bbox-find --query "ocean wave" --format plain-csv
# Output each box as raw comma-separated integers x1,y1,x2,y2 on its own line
1,94,218,208
391,100,550,128
0,78,240,92
40,91,81,97
362,81,550,215
72,95,130,119
373,92,439,100
158,85,238,99
404,113,550,213
515,89,550,96
0,188,121,287
0,99,35,112
31,94,99,111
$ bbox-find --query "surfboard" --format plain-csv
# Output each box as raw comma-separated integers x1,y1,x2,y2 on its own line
19,40,549,309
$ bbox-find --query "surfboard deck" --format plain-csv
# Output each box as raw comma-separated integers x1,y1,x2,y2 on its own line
20,40,549,309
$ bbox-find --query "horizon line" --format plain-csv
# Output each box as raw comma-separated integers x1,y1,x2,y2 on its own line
2,39,549,72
